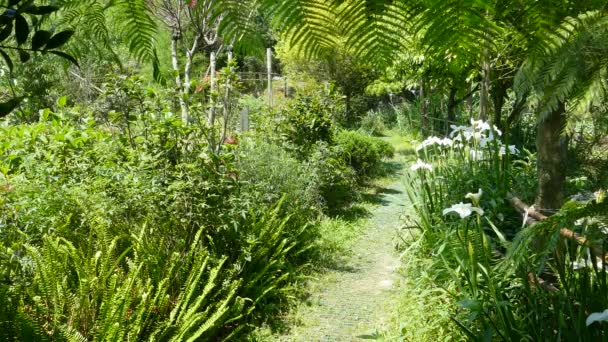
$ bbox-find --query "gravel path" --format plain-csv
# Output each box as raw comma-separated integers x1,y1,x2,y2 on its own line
277,159,407,341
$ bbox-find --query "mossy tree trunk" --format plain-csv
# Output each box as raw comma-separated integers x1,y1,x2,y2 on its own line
535,102,568,214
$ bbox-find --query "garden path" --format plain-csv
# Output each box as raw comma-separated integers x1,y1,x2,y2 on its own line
277,137,410,341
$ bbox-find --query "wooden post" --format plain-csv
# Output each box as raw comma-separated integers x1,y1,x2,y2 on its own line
267,48,273,107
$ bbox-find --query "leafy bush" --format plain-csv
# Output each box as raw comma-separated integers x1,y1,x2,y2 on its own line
237,138,322,221
359,110,387,136
277,87,337,158
307,142,358,214
0,110,317,340
237,139,358,217
335,130,395,180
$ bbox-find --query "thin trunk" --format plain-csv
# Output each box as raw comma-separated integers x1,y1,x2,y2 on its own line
267,48,273,107
480,61,490,121
467,82,473,116
480,11,491,121
506,92,528,129
208,52,217,126
536,102,568,214
447,87,457,135
345,94,351,127
181,33,201,124
171,35,188,123
492,83,506,131
421,78,428,135
208,52,217,151
218,51,233,153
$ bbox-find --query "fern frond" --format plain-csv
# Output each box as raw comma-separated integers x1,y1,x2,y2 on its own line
113,0,162,80
261,0,337,58
515,10,608,119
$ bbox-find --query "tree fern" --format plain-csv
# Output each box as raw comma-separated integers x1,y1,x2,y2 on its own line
113,0,162,80
515,10,608,120
258,0,337,58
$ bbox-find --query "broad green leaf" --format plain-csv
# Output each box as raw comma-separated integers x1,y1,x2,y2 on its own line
45,30,74,50
57,96,67,108
31,30,51,50
0,50,13,71
14,14,28,46
0,96,24,117
22,5,59,15
0,21,13,42
18,49,29,62
48,50,78,66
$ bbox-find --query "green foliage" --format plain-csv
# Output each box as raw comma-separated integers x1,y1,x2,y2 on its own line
0,94,327,339
0,0,76,116
307,142,358,214
359,110,388,136
334,130,394,180
237,138,322,220
404,120,608,340
277,88,336,158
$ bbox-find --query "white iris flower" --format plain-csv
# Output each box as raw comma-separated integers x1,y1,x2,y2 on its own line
410,159,433,172
443,202,484,219
587,309,608,326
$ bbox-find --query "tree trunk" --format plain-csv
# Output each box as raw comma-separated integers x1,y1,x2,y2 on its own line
208,52,217,126
492,82,506,131
447,86,457,125
480,60,490,121
181,33,201,124
345,94,352,127
467,82,473,117
421,78,428,135
218,50,233,153
536,102,568,214
208,52,217,151
171,35,189,123
267,48,273,107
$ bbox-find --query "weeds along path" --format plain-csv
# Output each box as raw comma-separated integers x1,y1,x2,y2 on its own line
276,134,413,341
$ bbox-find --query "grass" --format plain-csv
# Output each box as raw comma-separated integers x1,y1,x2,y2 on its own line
384,236,464,341
246,216,368,341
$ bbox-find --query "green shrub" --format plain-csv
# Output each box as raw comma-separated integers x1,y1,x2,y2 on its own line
0,111,320,340
277,88,337,158
237,139,359,217
237,138,322,220
307,142,358,214
359,110,387,136
335,130,395,180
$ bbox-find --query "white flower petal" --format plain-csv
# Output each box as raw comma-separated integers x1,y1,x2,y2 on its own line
443,202,484,219
410,159,433,172
587,309,608,326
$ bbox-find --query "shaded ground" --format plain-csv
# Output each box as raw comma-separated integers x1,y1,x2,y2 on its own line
273,137,410,341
